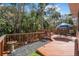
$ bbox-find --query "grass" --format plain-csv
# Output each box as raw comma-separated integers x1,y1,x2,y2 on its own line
31,52,41,56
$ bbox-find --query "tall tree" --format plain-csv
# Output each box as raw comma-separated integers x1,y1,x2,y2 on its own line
37,3,48,30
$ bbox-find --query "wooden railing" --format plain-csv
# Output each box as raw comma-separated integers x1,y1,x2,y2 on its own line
4,29,53,43
4,31,52,52
76,32,79,55
0,35,6,56
5,32,45,44
0,30,54,56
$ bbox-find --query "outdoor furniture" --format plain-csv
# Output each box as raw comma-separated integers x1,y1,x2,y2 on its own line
7,41,17,53
56,23,73,35
56,23,73,29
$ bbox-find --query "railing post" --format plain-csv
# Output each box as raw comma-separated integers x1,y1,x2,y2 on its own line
0,38,4,56
0,42,2,56
76,10,79,55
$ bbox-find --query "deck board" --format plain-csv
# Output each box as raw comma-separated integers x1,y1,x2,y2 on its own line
37,40,75,56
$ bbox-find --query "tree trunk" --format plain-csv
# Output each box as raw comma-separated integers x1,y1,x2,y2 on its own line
15,4,22,33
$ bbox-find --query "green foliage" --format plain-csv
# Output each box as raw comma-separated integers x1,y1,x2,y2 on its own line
67,18,73,25
43,20,50,29
62,16,74,25
0,3,74,36
0,19,13,36
31,52,41,56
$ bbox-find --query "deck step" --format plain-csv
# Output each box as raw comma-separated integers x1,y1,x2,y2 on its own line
2,51,10,56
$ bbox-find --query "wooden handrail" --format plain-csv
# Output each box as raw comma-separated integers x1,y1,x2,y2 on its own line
4,32,48,51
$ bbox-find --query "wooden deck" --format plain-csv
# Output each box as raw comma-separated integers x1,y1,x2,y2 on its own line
0,31,78,56
37,36,77,56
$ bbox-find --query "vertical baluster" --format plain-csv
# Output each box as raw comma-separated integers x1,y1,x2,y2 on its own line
10,35,11,41
12,35,14,41
16,35,18,42
34,33,36,41
21,34,23,45
23,34,24,43
32,33,34,42
25,34,27,44
21,34,22,45
32,33,33,42
22,34,24,45
8,35,10,42
5,35,7,43
15,35,17,43
10,35,13,41
18,34,19,43
22,34,23,45
28,34,30,43
27,34,29,43
23,34,25,44
9,35,10,41
20,34,22,45
30,33,31,42
30,33,32,43
7,35,8,42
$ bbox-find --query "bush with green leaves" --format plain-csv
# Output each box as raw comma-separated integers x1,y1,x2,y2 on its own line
0,19,13,36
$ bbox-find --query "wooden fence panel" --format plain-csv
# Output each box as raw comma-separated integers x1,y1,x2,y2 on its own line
3,30,56,53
